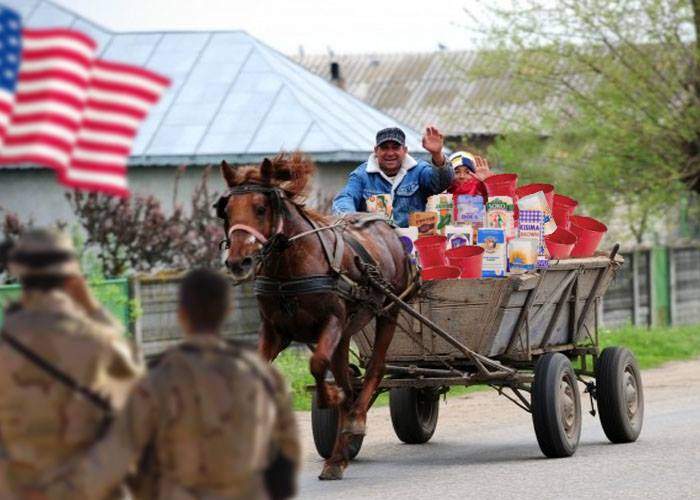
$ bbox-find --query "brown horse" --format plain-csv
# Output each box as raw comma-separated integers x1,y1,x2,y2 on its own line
216,153,415,480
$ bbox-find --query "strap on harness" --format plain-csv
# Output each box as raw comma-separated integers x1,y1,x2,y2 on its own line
0,328,113,415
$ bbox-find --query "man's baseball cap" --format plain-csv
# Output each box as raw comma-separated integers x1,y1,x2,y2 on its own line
375,127,406,147
449,151,476,172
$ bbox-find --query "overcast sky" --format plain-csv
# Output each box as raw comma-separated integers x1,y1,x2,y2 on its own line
56,0,489,55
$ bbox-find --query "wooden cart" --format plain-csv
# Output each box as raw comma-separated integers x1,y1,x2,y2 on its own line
311,248,645,460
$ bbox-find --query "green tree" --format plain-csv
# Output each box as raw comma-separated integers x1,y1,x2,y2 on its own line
464,0,700,243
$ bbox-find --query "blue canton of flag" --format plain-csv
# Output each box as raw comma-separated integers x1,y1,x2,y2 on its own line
0,5,21,134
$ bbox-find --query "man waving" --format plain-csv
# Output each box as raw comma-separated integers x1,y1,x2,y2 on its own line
332,126,453,227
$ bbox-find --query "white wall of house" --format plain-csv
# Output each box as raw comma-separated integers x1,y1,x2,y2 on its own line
0,161,357,227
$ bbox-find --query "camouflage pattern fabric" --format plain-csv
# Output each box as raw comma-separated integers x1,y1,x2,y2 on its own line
39,334,300,500
0,290,143,499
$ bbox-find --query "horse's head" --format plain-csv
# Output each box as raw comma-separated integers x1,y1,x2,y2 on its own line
216,153,315,281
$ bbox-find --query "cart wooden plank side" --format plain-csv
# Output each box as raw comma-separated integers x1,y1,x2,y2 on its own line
311,250,646,461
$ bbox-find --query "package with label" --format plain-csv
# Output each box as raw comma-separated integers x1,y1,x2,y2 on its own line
517,191,556,235
366,194,393,218
445,224,472,248
485,196,515,240
395,227,419,264
409,211,439,237
508,237,538,274
455,194,485,225
518,209,548,268
477,227,507,277
426,194,453,233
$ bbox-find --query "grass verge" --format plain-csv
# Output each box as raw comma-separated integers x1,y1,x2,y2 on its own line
274,324,700,411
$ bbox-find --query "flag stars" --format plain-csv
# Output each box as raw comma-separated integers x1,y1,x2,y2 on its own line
7,36,17,47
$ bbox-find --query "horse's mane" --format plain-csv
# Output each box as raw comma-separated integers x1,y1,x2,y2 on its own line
231,152,315,204
228,152,331,223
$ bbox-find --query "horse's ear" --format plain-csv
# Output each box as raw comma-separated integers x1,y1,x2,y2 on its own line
274,166,293,181
260,157,273,184
221,160,237,187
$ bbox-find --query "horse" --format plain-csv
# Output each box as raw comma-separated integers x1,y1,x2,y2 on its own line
216,153,417,480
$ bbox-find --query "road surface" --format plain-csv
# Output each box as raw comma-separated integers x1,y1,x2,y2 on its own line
296,357,700,499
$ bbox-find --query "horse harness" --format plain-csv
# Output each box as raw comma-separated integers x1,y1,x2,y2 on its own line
215,184,419,312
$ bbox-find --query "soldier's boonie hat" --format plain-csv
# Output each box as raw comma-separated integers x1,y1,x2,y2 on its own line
8,228,80,278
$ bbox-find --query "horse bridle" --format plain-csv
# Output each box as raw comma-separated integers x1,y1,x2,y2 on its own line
215,183,292,259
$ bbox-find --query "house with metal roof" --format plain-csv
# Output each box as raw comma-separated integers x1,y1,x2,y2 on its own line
0,0,427,225
296,51,548,148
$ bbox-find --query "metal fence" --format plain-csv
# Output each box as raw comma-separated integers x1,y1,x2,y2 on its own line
0,278,130,326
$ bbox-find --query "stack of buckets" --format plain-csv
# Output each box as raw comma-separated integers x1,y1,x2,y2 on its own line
414,235,484,281
414,175,609,279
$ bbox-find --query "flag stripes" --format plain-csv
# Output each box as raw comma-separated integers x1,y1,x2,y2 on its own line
0,8,170,197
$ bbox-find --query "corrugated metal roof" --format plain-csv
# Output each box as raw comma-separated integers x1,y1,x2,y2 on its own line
5,0,428,165
295,51,551,137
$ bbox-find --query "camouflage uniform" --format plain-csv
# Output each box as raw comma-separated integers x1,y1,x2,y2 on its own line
0,229,143,499
43,334,300,500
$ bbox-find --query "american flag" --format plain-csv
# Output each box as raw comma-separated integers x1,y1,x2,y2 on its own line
0,5,169,196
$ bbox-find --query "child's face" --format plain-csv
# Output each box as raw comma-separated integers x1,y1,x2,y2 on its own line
455,166,471,183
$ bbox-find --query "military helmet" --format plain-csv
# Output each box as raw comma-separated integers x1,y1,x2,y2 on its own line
8,228,80,279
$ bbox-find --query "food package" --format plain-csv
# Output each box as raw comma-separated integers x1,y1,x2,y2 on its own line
455,194,485,225
395,227,419,264
366,194,393,218
409,211,439,237
477,227,507,277
508,237,538,274
426,194,453,233
517,191,556,235
485,196,515,240
518,209,549,269
445,224,472,248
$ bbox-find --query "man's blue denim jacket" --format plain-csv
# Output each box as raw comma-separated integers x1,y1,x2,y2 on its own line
332,154,454,227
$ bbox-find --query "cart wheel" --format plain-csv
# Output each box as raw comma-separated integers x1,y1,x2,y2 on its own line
310,392,364,460
596,346,644,443
531,353,582,458
389,387,440,444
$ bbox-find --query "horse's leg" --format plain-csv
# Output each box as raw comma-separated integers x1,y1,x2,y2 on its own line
344,312,398,437
319,335,354,481
310,314,345,409
258,321,287,362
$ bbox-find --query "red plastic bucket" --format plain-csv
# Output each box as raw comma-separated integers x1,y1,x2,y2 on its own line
545,228,577,259
414,235,447,268
552,194,578,230
569,215,607,258
484,173,518,198
422,265,462,281
445,245,484,278
516,183,555,209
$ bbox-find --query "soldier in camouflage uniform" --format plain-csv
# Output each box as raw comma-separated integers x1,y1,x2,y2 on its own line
0,228,143,499
39,268,300,500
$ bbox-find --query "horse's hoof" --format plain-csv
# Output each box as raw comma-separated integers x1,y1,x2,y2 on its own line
318,464,344,480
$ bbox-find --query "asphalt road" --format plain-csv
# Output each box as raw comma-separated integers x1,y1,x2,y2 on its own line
295,357,700,499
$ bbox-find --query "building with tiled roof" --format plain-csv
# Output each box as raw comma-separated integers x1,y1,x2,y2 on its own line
296,51,549,143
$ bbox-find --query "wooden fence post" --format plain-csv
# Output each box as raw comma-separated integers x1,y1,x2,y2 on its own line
129,276,144,358
669,247,677,327
632,250,640,326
